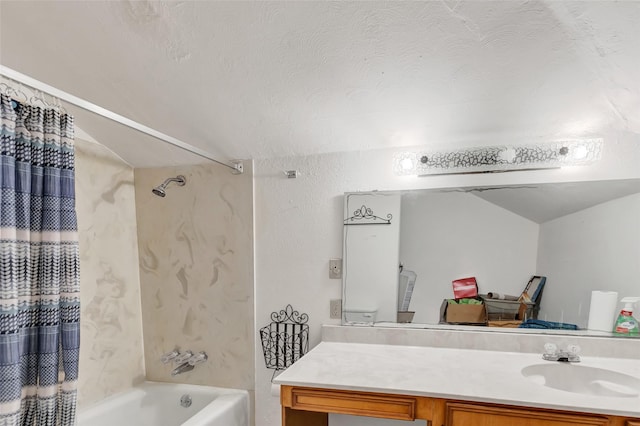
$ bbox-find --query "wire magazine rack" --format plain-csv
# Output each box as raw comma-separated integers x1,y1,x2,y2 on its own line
259,304,309,381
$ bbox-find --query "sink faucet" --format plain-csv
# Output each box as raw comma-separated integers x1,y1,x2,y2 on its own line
542,343,581,362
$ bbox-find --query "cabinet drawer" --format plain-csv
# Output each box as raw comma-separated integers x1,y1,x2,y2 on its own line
446,402,609,426
627,421,640,426
289,388,416,420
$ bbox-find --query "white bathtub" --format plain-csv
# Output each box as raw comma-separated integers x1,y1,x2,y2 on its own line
78,382,249,426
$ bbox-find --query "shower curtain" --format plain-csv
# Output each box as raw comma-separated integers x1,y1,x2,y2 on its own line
0,93,80,425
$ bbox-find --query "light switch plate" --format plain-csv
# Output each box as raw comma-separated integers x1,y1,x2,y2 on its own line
329,258,342,279
330,299,342,319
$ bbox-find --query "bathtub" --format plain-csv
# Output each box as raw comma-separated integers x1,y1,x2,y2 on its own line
78,382,249,426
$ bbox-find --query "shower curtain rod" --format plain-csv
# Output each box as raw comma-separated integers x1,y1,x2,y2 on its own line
0,65,243,174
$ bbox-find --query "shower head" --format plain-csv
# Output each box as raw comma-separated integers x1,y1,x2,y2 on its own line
152,175,186,197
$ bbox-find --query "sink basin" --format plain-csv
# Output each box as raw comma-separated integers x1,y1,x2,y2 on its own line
521,364,640,398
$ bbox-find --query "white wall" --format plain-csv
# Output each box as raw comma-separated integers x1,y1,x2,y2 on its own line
253,131,640,426
400,191,539,324
537,192,640,327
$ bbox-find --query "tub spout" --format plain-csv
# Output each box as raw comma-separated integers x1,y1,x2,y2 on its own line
171,362,195,376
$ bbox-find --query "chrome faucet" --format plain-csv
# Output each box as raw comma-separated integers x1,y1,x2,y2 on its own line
542,343,581,362
160,349,208,376
171,361,195,376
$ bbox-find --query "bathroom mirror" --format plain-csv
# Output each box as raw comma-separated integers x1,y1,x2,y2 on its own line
342,179,640,337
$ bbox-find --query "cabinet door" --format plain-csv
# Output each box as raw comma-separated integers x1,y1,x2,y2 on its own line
446,402,609,426
626,421,640,426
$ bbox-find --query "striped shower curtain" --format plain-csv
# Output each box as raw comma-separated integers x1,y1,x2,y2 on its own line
0,93,80,425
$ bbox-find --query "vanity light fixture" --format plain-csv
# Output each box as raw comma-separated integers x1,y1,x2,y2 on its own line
393,139,603,176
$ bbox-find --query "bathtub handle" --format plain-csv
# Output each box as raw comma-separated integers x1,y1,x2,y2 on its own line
160,349,180,364
174,351,194,364
188,351,208,366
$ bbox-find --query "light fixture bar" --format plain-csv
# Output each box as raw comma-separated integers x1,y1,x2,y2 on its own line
393,139,603,176
0,65,243,174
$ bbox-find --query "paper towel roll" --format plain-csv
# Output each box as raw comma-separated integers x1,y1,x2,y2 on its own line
270,383,280,397
587,291,618,332
487,292,519,301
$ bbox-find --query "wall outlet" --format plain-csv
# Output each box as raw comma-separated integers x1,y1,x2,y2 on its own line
330,299,342,319
329,258,342,279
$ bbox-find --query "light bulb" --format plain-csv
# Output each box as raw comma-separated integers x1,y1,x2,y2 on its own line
400,158,414,171
572,145,588,160
499,148,516,163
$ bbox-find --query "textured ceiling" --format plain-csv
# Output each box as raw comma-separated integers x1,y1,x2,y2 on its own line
1,1,639,167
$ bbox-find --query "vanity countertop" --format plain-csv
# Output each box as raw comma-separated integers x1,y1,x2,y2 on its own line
274,341,640,417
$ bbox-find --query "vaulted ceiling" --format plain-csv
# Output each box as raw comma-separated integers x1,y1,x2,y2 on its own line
1,1,639,167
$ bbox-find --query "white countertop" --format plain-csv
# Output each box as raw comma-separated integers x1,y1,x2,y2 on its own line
274,341,640,418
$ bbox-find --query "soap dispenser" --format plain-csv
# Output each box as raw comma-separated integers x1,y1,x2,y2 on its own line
613,297,640,336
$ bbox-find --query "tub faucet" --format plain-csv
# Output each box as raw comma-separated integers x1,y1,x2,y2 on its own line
170,351,208,376
542,343,581,362
171,362,195,376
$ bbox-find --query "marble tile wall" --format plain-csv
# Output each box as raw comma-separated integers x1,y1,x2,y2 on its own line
134,163,254,393
75,139,146,407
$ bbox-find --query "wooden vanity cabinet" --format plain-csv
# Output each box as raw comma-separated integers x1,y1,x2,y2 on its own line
445,402,610,426
280,386,640,426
